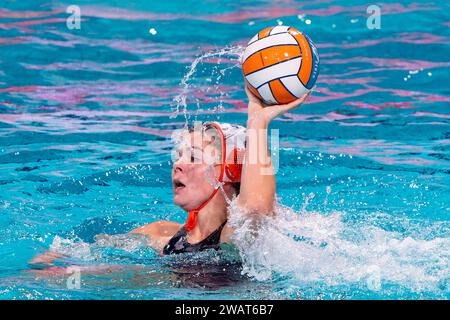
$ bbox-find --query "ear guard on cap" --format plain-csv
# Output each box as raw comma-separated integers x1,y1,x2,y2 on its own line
205,122,246,184
224,147,245,182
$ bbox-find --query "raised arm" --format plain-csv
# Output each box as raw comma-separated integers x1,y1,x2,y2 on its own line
237,85,310,215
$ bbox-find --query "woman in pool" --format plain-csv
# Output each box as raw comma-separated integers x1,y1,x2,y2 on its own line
30,87,310,265
129,87,310,255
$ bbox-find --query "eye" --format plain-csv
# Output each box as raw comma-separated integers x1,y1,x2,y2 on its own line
190,149,203,163
174,149,182,161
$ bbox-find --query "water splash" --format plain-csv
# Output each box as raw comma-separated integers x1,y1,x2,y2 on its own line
302,192,316,212
323,186,332,209
227,199,450,297
171,45,244,123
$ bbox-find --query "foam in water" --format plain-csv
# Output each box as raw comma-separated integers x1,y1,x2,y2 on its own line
49,233,152,260
226,195,450,295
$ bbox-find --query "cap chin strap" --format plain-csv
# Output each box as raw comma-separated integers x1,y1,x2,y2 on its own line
185,183,231,232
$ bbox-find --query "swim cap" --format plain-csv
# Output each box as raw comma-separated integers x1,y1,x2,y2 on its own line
184,121,246,232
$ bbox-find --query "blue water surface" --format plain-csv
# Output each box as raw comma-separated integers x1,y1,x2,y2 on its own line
0,0,449,299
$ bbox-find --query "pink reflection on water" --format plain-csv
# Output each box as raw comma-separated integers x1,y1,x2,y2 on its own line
79,6,190,21
408,122,448,126
317,32,449,53
287,138,448,167
281,111,366,123
311,82,450,105
1,1,431,28
0,85,39,93
324,57,450,70
372,157,446,166
0,110,176,137
23,58,172,73
0,18,66,28
0,82,178,105
303,87,376,104
21,54,236,73
383,87,450,103
411,112,450,120
205,2,436,23
319,76,381,85
0,8,62,19
4,30,199,56
344,101,417,110
281,139,442,166
0,80,247,114
0,37,27,45
0,18,85,33
338,122,379,127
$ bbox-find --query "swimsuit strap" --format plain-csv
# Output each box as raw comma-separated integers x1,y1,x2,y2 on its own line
163,220,227,255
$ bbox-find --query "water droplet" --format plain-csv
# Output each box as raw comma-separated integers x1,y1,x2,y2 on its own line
427,72,432,76
305,19,311,25
148,28,157,35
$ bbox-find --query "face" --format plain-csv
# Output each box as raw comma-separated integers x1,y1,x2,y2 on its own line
171,130,222,212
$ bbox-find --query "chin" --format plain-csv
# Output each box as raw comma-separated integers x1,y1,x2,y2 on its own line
174,197,204,213
173,195,189,211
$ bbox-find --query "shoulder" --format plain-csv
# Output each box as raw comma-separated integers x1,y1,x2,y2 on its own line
130,220,182,254
130,220,182,238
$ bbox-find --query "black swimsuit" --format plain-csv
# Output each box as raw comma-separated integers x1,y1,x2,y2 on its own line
163,221,227,255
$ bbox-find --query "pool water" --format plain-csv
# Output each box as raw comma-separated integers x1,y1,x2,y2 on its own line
0,0,449,299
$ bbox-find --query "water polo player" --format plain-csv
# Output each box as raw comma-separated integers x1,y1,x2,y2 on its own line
129,87,310,255
30,25,318,264
30,87,310,267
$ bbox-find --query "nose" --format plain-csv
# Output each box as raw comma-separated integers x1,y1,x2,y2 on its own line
173,157,187,174
173,163,182,174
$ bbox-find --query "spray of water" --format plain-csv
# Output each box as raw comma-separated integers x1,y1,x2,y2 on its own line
171,45,244,123
226,196,450,295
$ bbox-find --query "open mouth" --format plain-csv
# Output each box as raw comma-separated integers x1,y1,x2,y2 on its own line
173,179,186,191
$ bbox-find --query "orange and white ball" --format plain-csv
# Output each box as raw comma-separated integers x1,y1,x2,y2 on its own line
242,26,320,105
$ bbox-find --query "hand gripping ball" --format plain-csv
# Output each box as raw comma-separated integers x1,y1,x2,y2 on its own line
242,26,320,105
